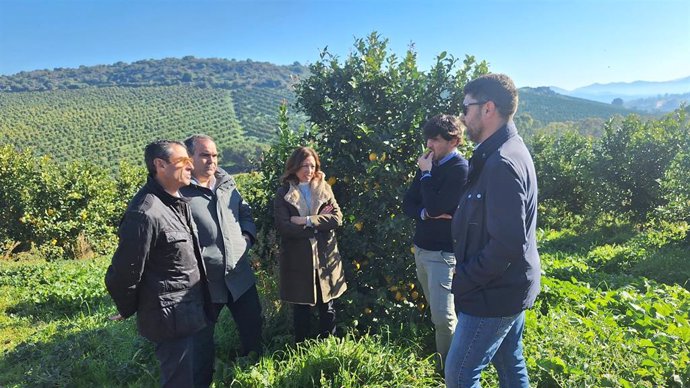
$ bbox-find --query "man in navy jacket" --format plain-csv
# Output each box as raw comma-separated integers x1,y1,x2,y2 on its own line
402,114,468,365
445,74,541,388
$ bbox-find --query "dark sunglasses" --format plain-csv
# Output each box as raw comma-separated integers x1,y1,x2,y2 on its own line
462,101,488,115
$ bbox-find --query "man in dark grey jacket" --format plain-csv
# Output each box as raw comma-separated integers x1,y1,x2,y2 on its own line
180,135,262,387
445,74,541,388
105,140,209,387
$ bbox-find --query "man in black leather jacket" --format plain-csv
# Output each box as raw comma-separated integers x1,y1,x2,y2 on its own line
105,140,209,387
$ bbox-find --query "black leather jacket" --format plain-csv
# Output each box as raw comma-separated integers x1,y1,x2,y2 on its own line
105,177,209,342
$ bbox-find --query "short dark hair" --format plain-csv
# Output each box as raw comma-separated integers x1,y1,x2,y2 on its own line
463,73,518,120
280,146,321,185
144,140,185,176
422,114,464,143
184,134,214,156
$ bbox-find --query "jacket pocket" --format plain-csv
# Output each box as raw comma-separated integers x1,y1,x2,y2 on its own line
158,288,206,339
164,230,189,244
463,191,486,257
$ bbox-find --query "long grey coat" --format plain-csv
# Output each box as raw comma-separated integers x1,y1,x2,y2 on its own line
274,174,347,305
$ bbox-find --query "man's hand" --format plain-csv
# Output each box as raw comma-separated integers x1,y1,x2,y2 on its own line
423,209,453,220
417,150,433,172
108,313,124,321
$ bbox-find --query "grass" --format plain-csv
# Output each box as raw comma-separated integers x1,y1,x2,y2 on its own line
1,219,689,387
228,333,442,387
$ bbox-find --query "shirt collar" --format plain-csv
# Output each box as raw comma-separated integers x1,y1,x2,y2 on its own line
437,149,459,166
191,175,216,191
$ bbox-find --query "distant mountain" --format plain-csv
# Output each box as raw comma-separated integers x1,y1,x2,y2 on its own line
554,76,690,107
518,87,639,124
624,92,690,113
0,56,309,92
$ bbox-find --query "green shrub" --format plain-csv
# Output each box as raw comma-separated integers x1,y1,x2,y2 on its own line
532,128,594,219
658,151,690,229
533,276,690,387
0,146,144,260
593,111,688,222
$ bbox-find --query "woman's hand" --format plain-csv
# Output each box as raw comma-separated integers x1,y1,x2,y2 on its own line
319,204,334,215
290,216,307,225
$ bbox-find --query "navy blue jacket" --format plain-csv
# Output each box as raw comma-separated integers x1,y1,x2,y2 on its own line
403,153,468,252
451,122,541,317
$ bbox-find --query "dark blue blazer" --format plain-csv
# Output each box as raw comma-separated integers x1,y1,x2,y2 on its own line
451,122,541,317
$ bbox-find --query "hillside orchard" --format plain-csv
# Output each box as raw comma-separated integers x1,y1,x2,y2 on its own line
0,35,688,386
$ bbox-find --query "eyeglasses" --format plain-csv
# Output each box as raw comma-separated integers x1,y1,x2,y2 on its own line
168,156,194,166
462,101,488,115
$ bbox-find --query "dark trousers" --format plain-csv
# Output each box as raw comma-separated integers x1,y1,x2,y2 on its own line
293,278,336,342
192,284,263,387
155,335,195,388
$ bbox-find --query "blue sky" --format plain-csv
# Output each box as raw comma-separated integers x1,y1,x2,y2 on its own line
0,0,688,90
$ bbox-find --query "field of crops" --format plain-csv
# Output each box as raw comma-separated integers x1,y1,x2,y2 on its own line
0,86,246,167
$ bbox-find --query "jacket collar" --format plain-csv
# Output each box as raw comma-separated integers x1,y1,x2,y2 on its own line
213,167,233,189
467,121,518,185
188,167,234,193
145,176,190,206
283,172,330,217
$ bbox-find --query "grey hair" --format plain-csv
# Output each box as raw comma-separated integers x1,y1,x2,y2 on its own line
184,134,215,156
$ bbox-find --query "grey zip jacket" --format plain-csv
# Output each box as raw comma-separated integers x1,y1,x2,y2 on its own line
180,168,258,303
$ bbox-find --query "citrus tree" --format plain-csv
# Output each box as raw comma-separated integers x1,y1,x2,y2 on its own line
0,145,144,260
531,128,594,226
287,33,488,331
593,111,688,222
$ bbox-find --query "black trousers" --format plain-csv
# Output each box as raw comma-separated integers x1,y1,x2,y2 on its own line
192,284,263,387
293,276,336,342
155,335,195,388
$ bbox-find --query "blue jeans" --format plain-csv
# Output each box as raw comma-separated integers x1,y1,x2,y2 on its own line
445,311,529,388
414,245,457,362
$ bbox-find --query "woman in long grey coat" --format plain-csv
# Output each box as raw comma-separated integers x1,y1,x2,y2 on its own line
273,146,347,342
